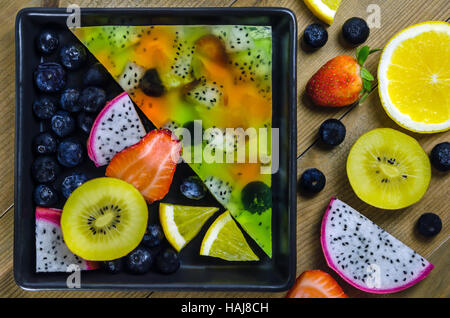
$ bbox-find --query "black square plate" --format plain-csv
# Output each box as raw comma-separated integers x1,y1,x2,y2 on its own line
15,7,297,291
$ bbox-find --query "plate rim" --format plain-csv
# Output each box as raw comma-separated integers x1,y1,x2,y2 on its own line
14,6,298,292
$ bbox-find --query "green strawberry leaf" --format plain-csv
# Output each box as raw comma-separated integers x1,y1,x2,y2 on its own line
357,46,370,66
356,46,381,66
359,92,369,104
361,67,374,81
363,79,372,92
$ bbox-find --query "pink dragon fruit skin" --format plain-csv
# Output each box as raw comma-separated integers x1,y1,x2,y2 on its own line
321,198,434,294
87,92,146,167
36,207,62,226
36,207,99,272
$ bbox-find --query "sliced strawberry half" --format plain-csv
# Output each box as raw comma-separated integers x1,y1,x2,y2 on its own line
106,129,181,203
286,270,349,298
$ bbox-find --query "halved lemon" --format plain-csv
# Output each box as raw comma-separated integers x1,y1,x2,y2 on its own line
200,211,259,261
159,203,218,251
378,21,450,133
303,0,342,25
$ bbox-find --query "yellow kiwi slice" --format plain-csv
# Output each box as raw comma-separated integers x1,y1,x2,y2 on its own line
61,177,148,261
346,128,431,210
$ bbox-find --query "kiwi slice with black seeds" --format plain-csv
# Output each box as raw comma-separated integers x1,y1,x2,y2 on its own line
61,177,148,261
346,128,431,209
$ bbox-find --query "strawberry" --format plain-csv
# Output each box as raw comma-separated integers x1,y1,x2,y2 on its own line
306,46,379,107
286,270,348,298
106,129,181,203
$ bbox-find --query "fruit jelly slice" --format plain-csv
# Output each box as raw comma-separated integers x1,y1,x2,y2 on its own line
72,25,273,257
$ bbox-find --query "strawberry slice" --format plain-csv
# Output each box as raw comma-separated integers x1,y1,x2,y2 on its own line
286,270,349,298
106,129,181,203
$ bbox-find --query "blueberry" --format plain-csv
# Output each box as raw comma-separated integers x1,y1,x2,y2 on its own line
156,248,180,274
417,213,442,237
33,132,57,155
319,119,346,146
33,184,59,207
83,63,109,87
60,43,87,70
299,168,326,194
430,142,449,172
180,176,207,200
79,87,107,113
142,224,164,248
103,258,124,274
303,23,328,49
147,245,163,259
32,156,60,184
60,88,81,112
126,246,153,274
57,139,84,167
77,112,96,134
241,181,272,214
33,96,58,120
61,173,88,198
36,30,59,55
140,69,164,97
34,62,66,93
51,111,75,137
342,17,370,45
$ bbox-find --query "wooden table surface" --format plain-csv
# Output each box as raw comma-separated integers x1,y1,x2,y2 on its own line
0,0,448,298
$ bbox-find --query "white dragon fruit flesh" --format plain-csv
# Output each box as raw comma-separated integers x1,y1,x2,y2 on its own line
321,198,434,294
118,61,146,92
36,207,99,272
87,92,146,166
204,176,233,205
212,25,254,53
186,80,223,109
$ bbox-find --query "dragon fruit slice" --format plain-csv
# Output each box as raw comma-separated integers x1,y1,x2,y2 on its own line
87,92,146,166
36,207,99,272
321,198,434,294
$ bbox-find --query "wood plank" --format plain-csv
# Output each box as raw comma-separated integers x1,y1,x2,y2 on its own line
0,0,41,215
42,0,59,7
233,0,450,156
0,209,151,297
